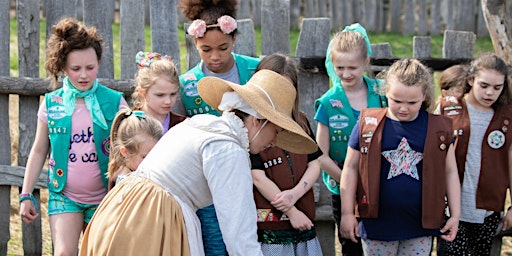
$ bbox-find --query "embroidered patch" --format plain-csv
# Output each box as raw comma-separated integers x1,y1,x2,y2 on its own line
48,105,67,120
445,96,459,103
328,114,349,129
56,169,63,176
51,95,62,104
257,209,279,222
364,117,378,126
182,73,197,82
184,81,199,97
102,137,111,156
488,130,505,149
330,99,343,108
48,158,55,167
52,179,59,188
194,96,203,105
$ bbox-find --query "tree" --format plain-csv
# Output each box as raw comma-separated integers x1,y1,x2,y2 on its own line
481,0,512,65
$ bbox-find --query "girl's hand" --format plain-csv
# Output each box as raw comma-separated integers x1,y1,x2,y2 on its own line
340,214,359,243
20,200,39,224
271,190,297,213
440,216,459,242
286,207,314,231
502,209,512,231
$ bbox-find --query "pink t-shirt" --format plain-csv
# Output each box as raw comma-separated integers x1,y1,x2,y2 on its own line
39,97,128,204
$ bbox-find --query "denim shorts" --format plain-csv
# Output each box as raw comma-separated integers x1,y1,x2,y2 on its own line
47,190,98,223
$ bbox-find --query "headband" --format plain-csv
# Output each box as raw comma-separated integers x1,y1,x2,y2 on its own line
135,51,172,68
342,23,372,57
187,15,237,38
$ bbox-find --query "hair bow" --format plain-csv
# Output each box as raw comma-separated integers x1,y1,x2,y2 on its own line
135,51,172,68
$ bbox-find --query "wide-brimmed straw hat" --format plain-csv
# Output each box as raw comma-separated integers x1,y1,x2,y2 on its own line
197,69,318,154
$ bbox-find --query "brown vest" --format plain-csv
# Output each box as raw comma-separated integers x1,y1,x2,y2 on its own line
254,147,316,230
440,97,512,211
168,112,187,130
357,108,452,229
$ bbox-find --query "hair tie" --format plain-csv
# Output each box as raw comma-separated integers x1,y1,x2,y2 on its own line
342,23,372,57
135,51,172,68
187,15,237,38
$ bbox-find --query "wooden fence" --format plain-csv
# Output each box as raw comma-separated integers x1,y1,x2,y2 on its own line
0,0,506,255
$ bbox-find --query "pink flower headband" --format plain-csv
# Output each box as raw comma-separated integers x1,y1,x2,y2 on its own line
135,51,172,68
187,15,237,38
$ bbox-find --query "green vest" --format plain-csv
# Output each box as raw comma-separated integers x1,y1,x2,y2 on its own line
314,76,387,194
179,53,260,117
45,85,123,192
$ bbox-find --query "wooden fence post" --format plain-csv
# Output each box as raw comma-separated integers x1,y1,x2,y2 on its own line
261,0,290,55
413,36,431,58
120,0,145,79
442,30,475,58
149,0,180,73
296,17,334,256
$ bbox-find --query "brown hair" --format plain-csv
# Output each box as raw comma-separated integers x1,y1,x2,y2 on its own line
379,58,435,112
132,59,180,110
439,64,468,92
330,29,369,60
467,53,511,108
45,17,103,87
255,53,309,134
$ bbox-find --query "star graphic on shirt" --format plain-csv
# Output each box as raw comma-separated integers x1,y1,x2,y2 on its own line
382,137,423,180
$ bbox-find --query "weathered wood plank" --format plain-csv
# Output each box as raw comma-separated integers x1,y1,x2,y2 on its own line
413,36,431,58
0,186,10,256
261,0,290,55
120,0,145,79
149,0,180,73
442,30,476,58
0,165,48,188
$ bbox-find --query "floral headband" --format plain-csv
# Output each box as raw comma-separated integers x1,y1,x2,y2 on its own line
135,51,172,68
187,15,237,38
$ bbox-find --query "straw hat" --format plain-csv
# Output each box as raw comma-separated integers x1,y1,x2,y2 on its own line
197,69,318,154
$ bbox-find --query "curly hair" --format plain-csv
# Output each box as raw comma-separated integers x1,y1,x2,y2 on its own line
178,0,238,23
44,17,103,87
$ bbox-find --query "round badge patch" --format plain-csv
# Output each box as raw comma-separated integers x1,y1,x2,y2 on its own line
102,137,111,156
488,130,505,149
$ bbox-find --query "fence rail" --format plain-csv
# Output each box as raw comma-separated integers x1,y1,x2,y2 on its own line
1,0,506,255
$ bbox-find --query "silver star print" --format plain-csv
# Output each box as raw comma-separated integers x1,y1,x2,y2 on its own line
382,137,423,180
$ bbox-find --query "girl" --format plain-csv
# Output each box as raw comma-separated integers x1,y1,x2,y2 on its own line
107,108,163,190
19,17,127,255
132,51,186,133
437,53,512,255
177,0,260,253
250,53,323,255
314,23,387,255
80,69,319,256
339,58,461,256
434,64,468,111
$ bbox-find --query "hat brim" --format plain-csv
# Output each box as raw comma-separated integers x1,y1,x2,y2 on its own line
198,75,318,154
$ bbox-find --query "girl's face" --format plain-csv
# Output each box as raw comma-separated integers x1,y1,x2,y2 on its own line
466,68,505,111
195,29,235,73
386,76,425,122
122,137,158,172
246,117,281,154
331,51,368,89
143,76,179,121
63,47,99,91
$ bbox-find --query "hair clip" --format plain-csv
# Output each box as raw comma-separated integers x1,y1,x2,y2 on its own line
187,15,237,38
135,51,172,68
125,110,146,119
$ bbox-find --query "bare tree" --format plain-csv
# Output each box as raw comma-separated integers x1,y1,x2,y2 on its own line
481,0,512,65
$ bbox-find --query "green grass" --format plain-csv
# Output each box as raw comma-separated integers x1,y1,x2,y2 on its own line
9,18,495,79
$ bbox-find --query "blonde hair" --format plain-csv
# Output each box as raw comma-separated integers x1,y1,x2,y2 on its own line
330,29,369,60
108,108,163,189
379,58,435,112
131,59,179,110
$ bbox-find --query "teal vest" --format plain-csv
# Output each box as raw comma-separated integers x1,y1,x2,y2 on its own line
314,76,387,194
179,53,260,117
45,85,123,192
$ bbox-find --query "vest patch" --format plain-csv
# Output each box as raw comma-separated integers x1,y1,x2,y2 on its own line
488,130,505,149
48,105,66,120
263,157,283,168
48,127,68,134
183,81,199,97
329,114,349,129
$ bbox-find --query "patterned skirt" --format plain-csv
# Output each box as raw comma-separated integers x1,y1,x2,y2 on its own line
79,176,191,256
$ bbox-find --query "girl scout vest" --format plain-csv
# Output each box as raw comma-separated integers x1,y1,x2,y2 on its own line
314,76,387,194
179,53,260,117
45,85,122,192
358,108,452,229
440,97,512,211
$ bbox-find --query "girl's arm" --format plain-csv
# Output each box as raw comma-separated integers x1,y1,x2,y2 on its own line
339,146,361,243
20,119,50,223
271,159,321,212
251,169,314,231
440,144,461,242
316,123,342,182
502,149,512,231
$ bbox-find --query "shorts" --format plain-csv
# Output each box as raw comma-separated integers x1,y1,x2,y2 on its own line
47,190,98,223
